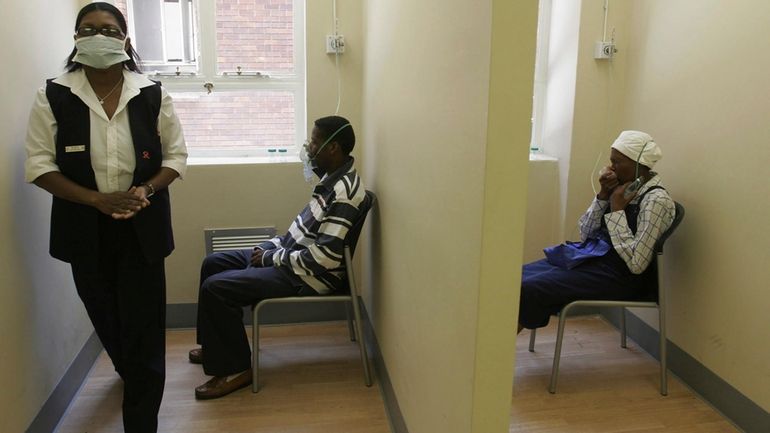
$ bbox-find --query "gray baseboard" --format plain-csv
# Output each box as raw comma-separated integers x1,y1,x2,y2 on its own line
602,308,770,433
360,304,408,433
26,332,103,433
166,302,349,328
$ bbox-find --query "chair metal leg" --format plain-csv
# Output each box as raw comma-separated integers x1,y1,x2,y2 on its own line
346,302,356,342
658,305,668,396
528,328,536,352
621,307,628,348
252,306,260,393
549,308,571,393
350,295,372,387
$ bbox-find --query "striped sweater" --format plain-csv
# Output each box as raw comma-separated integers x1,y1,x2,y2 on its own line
258,157,366,294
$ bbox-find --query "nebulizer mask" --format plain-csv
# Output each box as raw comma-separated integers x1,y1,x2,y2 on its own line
299,144,316,182
300,123,351,182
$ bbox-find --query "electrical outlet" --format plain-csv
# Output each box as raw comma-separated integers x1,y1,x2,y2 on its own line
326,35,345,54
594,41,616,59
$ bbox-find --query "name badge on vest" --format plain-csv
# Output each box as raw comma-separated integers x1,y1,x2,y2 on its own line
65,145,86,153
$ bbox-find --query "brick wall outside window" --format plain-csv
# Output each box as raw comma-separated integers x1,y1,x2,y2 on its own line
216,0,294,73
171,91,295,154
115,0,299,156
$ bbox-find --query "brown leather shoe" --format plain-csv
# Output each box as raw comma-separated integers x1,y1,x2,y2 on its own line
189,348,203,364
195,370,252,400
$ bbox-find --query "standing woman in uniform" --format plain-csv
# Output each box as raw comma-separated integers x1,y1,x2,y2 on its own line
24,3,187,432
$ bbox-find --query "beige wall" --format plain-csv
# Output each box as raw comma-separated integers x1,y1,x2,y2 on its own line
562,0,632,236
165,163,312,302
619,0,770,411
538,0,582,241
0,1,364,431
525,0,631,269
306,0,364,132
166,0,365,303
360,1,536,432
0,2,90,431
523,158,561,262
527,0,769,412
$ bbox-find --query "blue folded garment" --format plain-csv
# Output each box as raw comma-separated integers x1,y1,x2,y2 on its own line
543,238,612,269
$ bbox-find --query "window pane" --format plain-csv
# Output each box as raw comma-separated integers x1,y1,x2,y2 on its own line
216,0,295,74
163,2,186,61
126,0,198,73
171,91,296,157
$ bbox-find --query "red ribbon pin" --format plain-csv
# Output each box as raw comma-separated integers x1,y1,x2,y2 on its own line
142,151,151,159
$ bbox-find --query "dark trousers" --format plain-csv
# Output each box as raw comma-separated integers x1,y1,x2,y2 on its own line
195,249,309,376
519,252,653,329
70,216,166,433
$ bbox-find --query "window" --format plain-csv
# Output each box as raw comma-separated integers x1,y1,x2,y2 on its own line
117,0,306,160
530,0,552,153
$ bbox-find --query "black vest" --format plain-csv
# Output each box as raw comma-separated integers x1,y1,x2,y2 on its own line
45,77,174,264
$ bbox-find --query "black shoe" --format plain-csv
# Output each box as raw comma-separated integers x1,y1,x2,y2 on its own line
189,348,203,364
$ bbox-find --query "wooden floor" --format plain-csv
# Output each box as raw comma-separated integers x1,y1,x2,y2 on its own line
511,316,740,433
57,316,741,433
56,322,389,433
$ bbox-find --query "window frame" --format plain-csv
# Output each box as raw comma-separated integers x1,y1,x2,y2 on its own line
123,0,307,162
530,0,552,154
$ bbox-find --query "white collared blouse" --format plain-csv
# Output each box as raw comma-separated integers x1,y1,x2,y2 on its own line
25,68,187,192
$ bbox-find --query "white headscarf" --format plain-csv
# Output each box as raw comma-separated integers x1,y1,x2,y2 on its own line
610,130,662,169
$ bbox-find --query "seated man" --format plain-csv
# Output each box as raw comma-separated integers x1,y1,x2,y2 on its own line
190,115,367,399
518,130,675,333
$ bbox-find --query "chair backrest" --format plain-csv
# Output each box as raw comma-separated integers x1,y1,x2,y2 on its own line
654,201,685,255
344,190,376,256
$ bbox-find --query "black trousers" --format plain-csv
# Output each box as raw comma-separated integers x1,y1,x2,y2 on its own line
195,249,311,376
70,216,166,433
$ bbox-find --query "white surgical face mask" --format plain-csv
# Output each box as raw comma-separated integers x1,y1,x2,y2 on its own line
73,35,130,69
299,145,315,182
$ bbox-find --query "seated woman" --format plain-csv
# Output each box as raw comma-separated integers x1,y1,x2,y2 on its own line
518,131,676,333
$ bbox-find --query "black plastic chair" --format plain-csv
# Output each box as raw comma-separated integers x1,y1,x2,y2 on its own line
529,201,685,395
251,190,376,392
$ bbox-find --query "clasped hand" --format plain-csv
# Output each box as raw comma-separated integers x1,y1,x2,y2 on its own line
95,186,151,219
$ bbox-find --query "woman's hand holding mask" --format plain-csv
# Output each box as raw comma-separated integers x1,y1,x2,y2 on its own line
597,166,619,200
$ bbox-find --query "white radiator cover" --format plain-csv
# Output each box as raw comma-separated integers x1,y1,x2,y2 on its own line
203,227,277,255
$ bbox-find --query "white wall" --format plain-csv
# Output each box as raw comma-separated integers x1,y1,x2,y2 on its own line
562,0,632,237
164,0,365,303
360,1,536,432
0,1,365,431
528,0,770,412
523,158,561,262
539,0,583,241
619,0,770,411
0,2,92,432
525,0,632,275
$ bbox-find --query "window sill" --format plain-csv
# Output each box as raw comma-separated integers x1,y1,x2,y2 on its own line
188,155,301,166
529,152,558,162
189,153,556,167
